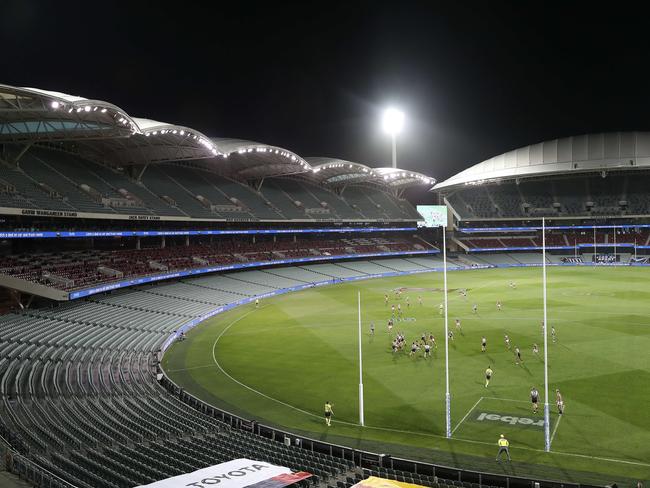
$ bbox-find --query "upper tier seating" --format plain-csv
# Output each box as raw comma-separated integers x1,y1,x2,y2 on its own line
445,171,650,219
0,149,418,221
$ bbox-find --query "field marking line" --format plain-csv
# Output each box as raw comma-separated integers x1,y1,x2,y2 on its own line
211,307,360,427
451,397,483,434
550,407,563,445
203,288,650,469
167,364,215,373
482,397,530,404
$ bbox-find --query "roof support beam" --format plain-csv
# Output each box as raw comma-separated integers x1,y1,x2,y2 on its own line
136,163,149,181
252,177,265,192
13,141,34,167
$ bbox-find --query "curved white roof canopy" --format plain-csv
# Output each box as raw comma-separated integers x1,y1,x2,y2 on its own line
435,132,650,190
203,138,311,179
0,83,436,188
307,158,435,189
0,84,138,141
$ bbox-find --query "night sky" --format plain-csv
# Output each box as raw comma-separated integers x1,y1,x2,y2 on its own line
3,1,650,191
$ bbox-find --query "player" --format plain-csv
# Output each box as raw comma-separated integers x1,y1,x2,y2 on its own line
391,304,396,318
509,281,516,289
324,401,333,426
472,303,478,314
423,343,431,358
385,294,389,306
459,288,467,299
255,298,259,308
514,346,522,365
551,326,557,343
481,336,487,352
409,342,419,357
455,318,462,332
496,300,502,311
530,386,540,413
387,319,393,334
556,389,564,414
448,329,454,341
532,343,539,356
439,303,444,315
485,366,493,388
370,322,375,335
429,334,437,349
418,295,423,306
405,296,410,308
391,340,398,354
421,332,427,344
504,334,511,350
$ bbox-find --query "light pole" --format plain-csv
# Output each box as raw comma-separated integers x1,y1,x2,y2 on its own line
382,108,404,168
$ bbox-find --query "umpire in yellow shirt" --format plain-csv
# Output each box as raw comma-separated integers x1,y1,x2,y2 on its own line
496,434,511,462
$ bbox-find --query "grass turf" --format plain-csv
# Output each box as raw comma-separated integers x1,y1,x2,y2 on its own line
163,266,650,485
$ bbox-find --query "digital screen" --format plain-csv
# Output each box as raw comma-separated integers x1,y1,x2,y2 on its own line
0,226,417,240
416,205,448,228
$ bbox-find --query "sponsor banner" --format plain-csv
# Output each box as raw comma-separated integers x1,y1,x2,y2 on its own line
0,226,417,240
246,472,312,488
134,458,298,488
475,412,545,429
459,224,650,233
353,476,427,488
68,250,440,300
0,205,414,224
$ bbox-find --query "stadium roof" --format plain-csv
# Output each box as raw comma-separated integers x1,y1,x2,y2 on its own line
307,157,435,188
0,83,435,190
206,138,311,179
434,131,650,190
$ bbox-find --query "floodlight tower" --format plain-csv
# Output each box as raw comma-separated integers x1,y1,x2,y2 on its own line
382,108,404,168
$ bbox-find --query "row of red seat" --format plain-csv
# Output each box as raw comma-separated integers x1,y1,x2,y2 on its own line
462,230,650,249
0,236,426,291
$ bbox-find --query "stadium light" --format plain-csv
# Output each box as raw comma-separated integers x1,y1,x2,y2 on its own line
382,108,404,168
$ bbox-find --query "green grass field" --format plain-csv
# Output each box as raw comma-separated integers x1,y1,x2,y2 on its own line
163,266,650,485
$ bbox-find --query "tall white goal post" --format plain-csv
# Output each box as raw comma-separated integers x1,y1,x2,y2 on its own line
542,217,551,451
358,291,364,426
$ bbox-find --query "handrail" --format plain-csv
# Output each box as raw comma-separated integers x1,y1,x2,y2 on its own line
0,432,78,488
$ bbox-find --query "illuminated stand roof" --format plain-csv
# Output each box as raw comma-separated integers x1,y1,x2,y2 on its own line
435,131,650,191
0,83,435,190
308,158,435,192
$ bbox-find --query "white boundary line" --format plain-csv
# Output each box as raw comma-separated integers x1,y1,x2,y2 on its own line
550,407,564,445
211,307,360,427
203,294,650,469
483,397,530,404
452,397,483,434
167,364,215,373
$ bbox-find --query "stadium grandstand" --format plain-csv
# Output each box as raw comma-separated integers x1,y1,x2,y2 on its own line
433,132,650,266
0,85,640,488
0,83,455,488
